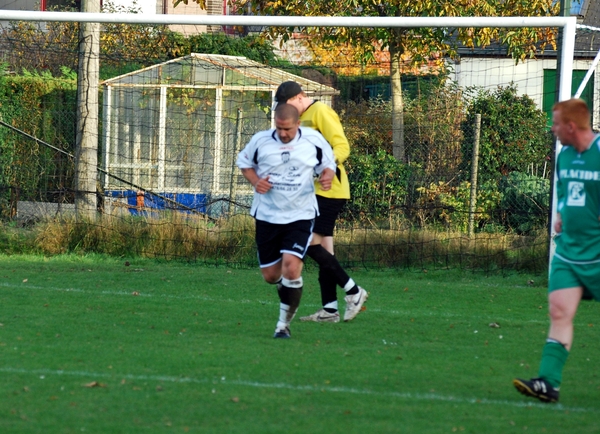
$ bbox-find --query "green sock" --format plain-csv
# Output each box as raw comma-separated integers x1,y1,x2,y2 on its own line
538,340,569,388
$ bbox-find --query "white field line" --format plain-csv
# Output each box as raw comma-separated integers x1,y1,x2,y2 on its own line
1,282,593,412
0,281,548,324
0,366,596,414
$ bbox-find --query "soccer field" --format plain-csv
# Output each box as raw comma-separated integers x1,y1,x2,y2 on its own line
1,254,598,433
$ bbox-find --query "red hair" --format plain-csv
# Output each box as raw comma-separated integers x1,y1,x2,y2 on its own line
552,98,591,130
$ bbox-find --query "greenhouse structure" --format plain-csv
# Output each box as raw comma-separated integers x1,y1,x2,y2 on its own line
101,53,339,217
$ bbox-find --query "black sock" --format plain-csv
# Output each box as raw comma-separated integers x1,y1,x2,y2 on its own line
346,285,359,295
318,267,338,311
277,278,303,324
306,245,351,288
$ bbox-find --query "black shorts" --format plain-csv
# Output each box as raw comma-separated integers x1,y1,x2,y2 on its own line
255,219,314,268
313,196,346,236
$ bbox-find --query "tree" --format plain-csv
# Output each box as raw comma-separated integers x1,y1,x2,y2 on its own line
0,2,281,78
0,2,177,76
183,0,557,161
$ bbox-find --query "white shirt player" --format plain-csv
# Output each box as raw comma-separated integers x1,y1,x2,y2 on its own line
236,127,336,224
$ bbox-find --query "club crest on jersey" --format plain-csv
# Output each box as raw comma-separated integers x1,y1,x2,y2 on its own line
567,181,585,206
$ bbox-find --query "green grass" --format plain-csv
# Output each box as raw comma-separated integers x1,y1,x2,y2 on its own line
0,254,598,433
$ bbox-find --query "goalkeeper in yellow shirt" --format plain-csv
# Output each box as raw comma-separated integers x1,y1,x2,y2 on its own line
274,81,368,322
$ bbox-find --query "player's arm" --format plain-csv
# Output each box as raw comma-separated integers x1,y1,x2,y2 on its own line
240,168,271,194
236,136,272,194
554,212,563,234
554,152,565,234
318,168,335,191
554,183,564,234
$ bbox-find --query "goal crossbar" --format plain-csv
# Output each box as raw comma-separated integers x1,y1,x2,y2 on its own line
0,11,577,29
0,11,577,102
0,11,575,114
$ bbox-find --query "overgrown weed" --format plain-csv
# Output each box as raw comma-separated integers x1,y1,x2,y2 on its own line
0,213,548,273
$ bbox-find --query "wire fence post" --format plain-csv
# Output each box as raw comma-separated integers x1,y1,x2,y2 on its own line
229,108,243,216
468,114,481,238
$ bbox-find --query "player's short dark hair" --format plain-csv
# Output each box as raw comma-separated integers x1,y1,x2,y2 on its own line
274,103,299,122
275,81,303,103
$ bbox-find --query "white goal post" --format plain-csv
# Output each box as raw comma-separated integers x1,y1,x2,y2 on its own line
0,11,578,113
0,12,578,103
0,11,579,266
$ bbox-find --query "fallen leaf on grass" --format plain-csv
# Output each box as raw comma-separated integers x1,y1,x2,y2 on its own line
83,381,106,388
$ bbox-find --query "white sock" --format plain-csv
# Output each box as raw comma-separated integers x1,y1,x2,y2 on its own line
343,278,356,292
282,277,302,289
278,303,291,328
278,277,302,326
324,301,338,311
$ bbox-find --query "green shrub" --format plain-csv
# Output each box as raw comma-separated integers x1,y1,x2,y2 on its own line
0,69,77,217
185,33,283,65
461,84,553,184
415,180,501,232
499,171,549,233
339,97,392,155
342,149,417,224
404,80,466,183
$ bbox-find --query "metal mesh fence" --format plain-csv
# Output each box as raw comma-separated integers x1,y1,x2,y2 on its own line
0,12,588,272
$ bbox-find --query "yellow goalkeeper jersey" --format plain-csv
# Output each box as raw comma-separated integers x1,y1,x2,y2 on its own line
300,101,351,199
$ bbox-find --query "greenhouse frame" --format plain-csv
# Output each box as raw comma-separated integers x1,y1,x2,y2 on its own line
101,53,339,216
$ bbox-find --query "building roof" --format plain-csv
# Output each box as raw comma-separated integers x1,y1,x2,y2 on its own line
575,0,600,55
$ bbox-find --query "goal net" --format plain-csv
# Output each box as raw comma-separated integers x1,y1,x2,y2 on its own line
0,9,586,272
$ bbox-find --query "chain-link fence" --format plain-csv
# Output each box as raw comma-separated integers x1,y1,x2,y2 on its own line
0,13,582,272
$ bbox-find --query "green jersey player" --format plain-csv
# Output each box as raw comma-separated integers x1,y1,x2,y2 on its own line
514,98,600,403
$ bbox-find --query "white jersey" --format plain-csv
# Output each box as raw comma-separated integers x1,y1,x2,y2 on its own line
236,127,336,224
